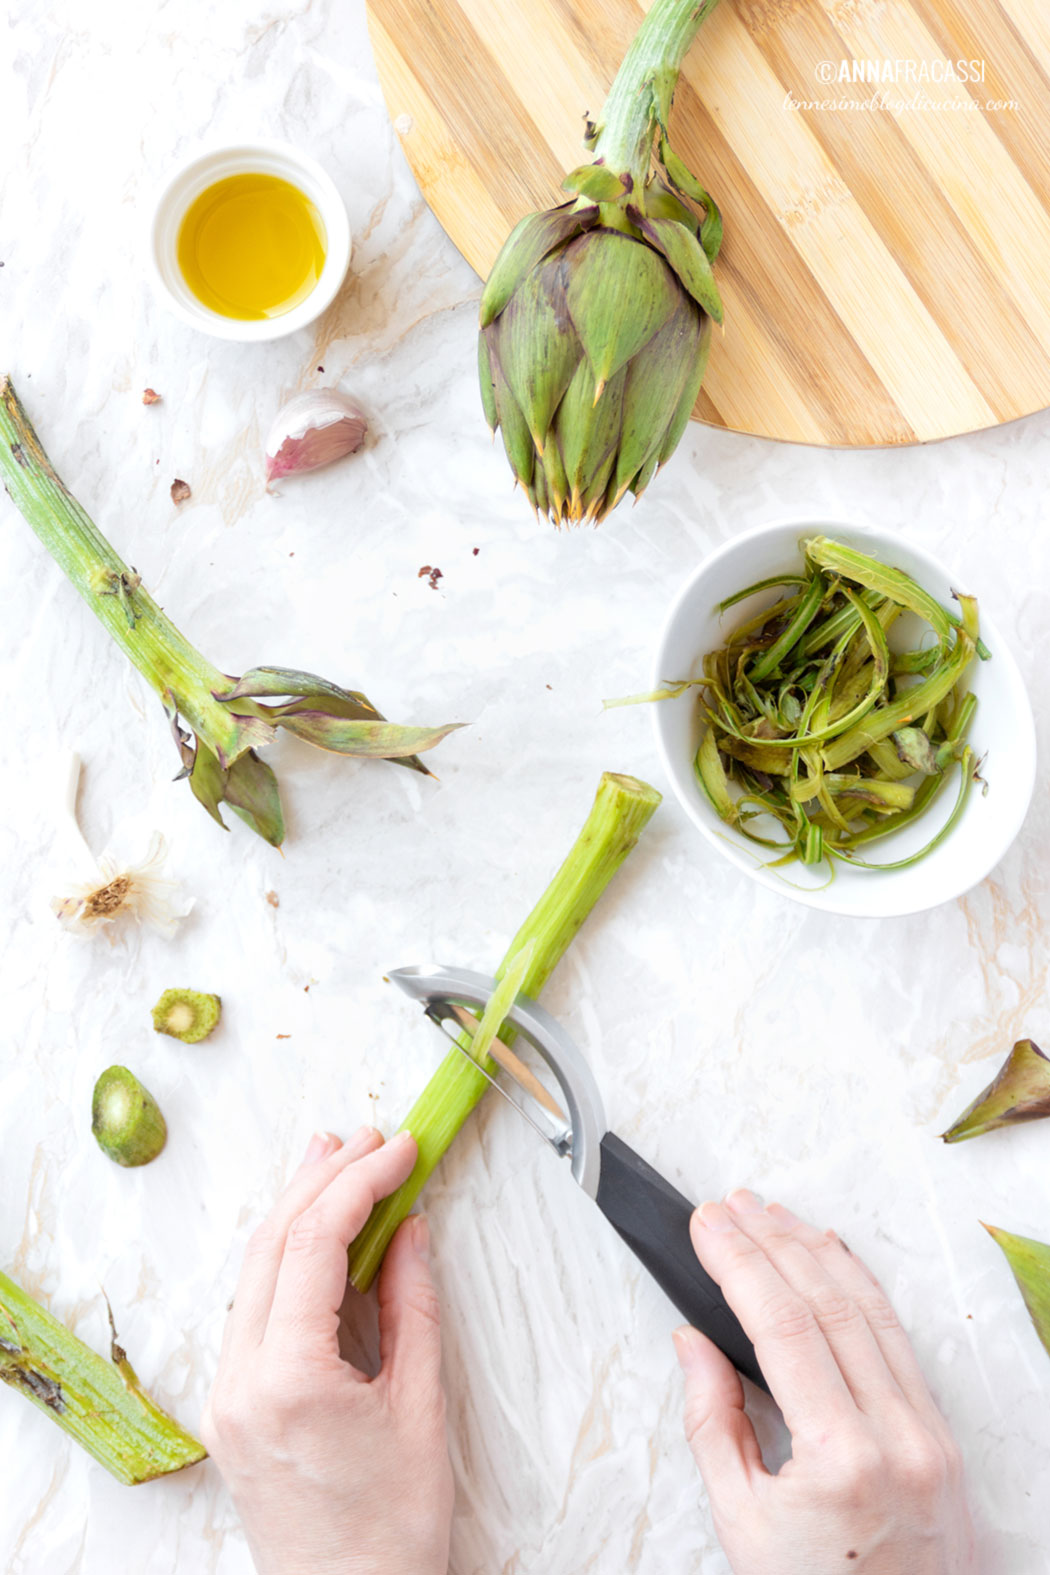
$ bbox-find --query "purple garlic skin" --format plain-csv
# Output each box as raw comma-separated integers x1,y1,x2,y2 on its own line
265,390,368,482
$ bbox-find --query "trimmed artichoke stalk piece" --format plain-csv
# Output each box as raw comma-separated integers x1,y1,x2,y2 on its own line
984,1225,1050,1362
152,988,221,1045
348,771,661,1291
479,0,724,526
0,378,463,848
942,1040,1050,1143
92,1067,168,1168
0,1269,205,1483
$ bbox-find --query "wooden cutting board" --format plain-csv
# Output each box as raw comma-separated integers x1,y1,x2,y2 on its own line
367,0,1050,446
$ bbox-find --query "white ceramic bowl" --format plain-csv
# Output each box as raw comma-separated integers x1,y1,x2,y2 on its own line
148,142,352,341
652,517,1036,918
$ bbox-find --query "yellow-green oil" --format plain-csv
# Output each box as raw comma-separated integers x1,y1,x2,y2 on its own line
176,173,327,320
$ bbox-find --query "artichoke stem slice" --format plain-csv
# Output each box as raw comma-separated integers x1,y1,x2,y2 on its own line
152,988,222,1045
91,1067,168,1168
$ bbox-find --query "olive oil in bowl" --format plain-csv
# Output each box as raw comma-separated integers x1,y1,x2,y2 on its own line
176,173,327,321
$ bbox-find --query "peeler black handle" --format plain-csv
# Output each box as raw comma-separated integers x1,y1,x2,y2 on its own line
595,1132,768,1393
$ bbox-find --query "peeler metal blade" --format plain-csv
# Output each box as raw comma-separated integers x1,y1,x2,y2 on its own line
389,962,769,1394
388,964,606,1198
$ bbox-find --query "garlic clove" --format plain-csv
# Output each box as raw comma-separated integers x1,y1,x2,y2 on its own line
264,390,368,482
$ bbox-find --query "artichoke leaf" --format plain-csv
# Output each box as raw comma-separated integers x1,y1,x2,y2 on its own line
643,180,699,232
564,232,678,395
633,211,723,323
225,749,285,848
556,357,627,503
487,341,536,487
274,712,465,760
983,1225,1050,1361
491,261,580,451
530,456,549,518
563,164,626,203
613,300,701,498
658,137,723,262
629,451,660,500
479,204,584,328
941,1040,1050,1142
478,333,499,432
658,315,712,465
541,431,570,519
163,696,197,777
188,738,231,830
218,667,379,713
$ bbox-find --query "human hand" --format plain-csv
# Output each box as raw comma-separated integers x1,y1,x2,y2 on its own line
674,1190,977,1575
202,1127,453,1575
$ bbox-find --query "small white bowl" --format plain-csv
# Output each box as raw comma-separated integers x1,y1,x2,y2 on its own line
147,142,352,342
652,517,1036,918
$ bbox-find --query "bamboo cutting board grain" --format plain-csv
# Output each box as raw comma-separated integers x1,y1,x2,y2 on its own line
367,0,1050,446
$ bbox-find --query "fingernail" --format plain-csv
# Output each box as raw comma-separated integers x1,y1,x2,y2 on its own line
344,1125,380,1158
411,1215,430,1262
766,1202,800,1227
388,1129,416,1153
725,1188,765,1216
672,1325,700,1368
303,1130,339,1165
696,1200,734,1232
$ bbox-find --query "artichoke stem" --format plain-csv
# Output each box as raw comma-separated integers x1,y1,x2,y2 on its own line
591,0,722,186
0,1271,205,1484
347,772,662,1291
0,378,254,766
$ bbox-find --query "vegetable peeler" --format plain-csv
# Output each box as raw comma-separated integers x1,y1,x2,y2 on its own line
389,964,767,1393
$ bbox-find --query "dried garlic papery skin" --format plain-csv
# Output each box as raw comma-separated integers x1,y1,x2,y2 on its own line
51,757,193,940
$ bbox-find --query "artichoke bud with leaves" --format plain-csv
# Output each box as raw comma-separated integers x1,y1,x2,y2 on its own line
478,0,724,527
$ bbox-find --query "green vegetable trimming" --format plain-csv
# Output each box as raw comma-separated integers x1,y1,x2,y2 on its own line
687,536,985,874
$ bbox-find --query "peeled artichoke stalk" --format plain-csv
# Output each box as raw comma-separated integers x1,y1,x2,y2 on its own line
348,772,662,1290
479,0,724,526
0,379,461,847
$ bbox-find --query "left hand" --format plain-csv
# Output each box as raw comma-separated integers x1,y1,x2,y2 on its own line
202,1126,454,1575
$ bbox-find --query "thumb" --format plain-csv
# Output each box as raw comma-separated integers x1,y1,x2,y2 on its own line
377,1215,443,1404
674,1324,765,1502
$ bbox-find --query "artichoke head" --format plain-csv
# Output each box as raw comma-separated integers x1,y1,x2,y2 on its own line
479,157,722,527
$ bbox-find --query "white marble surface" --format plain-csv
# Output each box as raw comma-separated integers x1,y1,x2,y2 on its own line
2,2,1050,1571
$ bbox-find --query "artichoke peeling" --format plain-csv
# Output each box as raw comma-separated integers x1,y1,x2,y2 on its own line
479,0,723,526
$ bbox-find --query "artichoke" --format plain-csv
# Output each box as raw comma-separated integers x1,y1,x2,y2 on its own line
479,0,724,527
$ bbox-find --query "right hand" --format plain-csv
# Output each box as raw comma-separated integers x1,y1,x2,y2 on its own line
674,1189,977,1575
